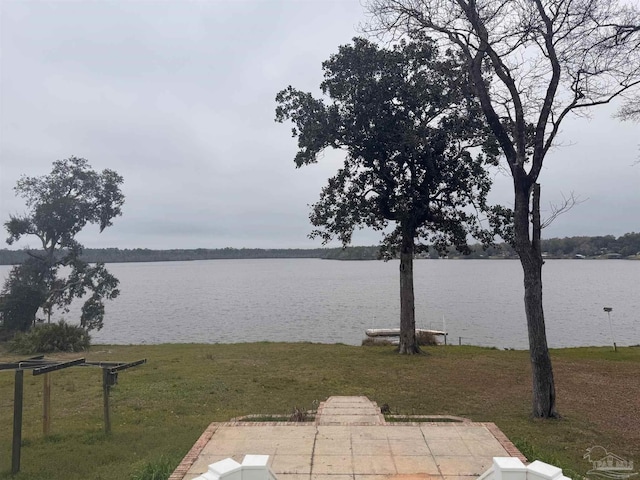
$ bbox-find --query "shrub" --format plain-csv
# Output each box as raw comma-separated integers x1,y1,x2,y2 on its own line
9,320,91,354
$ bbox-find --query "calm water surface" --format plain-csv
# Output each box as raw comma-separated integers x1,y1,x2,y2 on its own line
1,259,638,348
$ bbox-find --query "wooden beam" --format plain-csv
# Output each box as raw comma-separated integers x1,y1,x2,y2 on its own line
43,372,52,436
102,369,111,434
109,359,146,373
12,369,24,474
32,358,85,375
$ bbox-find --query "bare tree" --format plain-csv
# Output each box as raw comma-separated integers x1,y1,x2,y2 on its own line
366,0,640,418
617,97,640,122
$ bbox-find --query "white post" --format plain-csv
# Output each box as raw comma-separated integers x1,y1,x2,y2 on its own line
603,307,616,351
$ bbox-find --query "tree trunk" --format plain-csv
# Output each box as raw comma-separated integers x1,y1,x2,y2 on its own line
398,227,420,354
513,182,559,418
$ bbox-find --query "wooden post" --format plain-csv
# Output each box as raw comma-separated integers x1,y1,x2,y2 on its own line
43,372,51,436
102,368,111,434
12,369,24,474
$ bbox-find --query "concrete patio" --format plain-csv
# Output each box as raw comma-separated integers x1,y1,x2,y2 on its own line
170,396,526,480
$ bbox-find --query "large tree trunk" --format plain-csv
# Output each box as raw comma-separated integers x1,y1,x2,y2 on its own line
514,182,559,418
398,227,420,354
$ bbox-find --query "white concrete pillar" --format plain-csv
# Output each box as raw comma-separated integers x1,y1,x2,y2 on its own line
494,457,528,480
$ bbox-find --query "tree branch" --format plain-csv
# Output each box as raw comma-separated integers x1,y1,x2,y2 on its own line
541,191,586,229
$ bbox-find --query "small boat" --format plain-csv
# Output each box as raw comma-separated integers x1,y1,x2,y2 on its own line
365,328,447,337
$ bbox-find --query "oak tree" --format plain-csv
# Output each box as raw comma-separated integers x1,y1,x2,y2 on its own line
276,37,504,354
2,156,124,332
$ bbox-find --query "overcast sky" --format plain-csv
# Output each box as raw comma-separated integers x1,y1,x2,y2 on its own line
1,0,638,250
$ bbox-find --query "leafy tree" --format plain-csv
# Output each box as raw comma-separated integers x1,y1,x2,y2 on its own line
367,0,640,415
0,259,47,331
617,232,640,257
1,156,124,332
276,37,505,354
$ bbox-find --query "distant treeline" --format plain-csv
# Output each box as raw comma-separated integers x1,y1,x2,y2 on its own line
0,233,638,265
0,246,382,265
447,232,640,259
539,232,640,258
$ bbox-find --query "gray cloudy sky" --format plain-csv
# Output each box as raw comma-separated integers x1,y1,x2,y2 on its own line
1,0,638,250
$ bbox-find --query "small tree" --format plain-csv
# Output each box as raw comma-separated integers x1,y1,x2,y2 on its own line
366,0,640,415
1,156,124,332
0,259,47,332
276,37,504,353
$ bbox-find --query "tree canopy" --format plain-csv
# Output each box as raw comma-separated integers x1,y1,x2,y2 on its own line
276,37,504,353
1,156,124,332
366,0,640,414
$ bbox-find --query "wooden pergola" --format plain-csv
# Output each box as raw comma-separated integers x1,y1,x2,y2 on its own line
1,355,146,474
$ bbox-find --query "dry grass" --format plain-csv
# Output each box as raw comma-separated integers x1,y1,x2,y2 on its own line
0,343,638,480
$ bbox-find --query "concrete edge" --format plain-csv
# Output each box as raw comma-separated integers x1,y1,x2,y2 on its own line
368,399,387,424
385,414,472,423
315,397,387,425
483,422,528,464
231,413,316,423
315,399,328,421
168,422,219,480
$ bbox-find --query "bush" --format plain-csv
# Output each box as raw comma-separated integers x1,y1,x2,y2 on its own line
9,320,91,354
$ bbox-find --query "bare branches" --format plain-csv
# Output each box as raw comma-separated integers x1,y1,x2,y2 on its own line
540,191,586,229
616,95,640,164
616,96,640,122
365,0,640,183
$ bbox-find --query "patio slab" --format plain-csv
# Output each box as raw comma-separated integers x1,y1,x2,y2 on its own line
169,396,526,480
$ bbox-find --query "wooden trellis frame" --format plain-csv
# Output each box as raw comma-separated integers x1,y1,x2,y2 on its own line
1,356,146,474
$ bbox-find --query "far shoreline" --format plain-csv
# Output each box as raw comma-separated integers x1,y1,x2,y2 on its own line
1,244,638,265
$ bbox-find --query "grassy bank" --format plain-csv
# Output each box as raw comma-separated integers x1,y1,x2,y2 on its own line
1,343,638,480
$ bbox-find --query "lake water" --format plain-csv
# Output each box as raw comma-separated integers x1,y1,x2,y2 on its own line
1,259,638,349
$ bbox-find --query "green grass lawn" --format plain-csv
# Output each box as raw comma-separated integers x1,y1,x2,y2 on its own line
1,343,638,480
